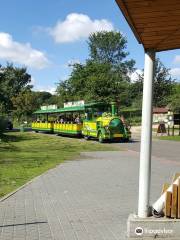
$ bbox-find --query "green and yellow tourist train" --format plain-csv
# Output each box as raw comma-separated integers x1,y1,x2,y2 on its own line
32,101,131,143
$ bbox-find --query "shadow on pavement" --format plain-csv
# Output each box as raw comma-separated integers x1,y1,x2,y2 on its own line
0,221,47,228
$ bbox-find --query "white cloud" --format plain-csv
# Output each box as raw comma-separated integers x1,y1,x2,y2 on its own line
129,69,143,82
49,13,114,43
34,85,56,94
0,32,49,69
31,77,36,85
170,68,180,78
174,55,180,64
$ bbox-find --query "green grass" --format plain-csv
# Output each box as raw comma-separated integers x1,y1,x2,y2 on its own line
158,135,180,141
0,132,117,197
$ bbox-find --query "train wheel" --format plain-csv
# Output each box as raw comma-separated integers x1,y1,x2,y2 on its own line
84,135,90,140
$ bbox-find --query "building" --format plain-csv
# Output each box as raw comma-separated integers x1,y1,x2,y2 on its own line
153,107,170,124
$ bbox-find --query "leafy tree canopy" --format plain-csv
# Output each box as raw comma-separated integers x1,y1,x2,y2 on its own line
57,31,135,106
0,63,32,113
130,58,175,107
169,83,180,112
88,32,131,64
57,61,131,104
12,90,38,121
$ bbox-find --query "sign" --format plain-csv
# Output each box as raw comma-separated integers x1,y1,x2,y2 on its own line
64,100,84,108
41,105,57,110
157,123,166,134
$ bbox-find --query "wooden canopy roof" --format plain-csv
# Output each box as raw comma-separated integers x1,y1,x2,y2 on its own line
116,0,180,52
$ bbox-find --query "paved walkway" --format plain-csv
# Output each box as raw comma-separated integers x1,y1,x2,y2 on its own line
0,139,179,240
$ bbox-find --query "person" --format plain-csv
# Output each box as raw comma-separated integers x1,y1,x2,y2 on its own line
120,115,126,124
74,116,80,124
60,118,64,123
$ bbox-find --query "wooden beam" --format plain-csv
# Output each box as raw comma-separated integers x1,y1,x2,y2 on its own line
116,0,180,52
115,0,142,44
172,173,180,183
165,191,172,217
178,179,180,218
161,183,170,195
171,184,178,218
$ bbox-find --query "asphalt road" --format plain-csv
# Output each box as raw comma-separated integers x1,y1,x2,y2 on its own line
114,137,180,162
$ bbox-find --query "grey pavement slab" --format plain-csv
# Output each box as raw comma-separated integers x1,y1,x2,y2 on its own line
0,139,179,240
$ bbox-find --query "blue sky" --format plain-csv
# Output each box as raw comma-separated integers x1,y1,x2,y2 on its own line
0,0,180,93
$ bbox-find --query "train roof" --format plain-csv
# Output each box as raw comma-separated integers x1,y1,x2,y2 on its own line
34,105,85,114
33,102,110,115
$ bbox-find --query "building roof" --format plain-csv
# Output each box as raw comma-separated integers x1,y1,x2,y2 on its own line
153,107,169,114
116,0,180,52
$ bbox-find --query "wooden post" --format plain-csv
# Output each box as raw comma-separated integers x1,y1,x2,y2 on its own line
172,125,174,136
168,124,170,136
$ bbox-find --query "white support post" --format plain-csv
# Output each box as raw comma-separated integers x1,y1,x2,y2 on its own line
138,50,155,218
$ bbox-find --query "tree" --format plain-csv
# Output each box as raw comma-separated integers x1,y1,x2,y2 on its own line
34,91,52,106
169,83,180,112
88,31,134,66
0,63,32,113
130,58,175,107
12,90,60,122
57,31,135,105
153,59,175,106
57,60,131,104
88,31,135,81
12,91,38,122
128,71,143,108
